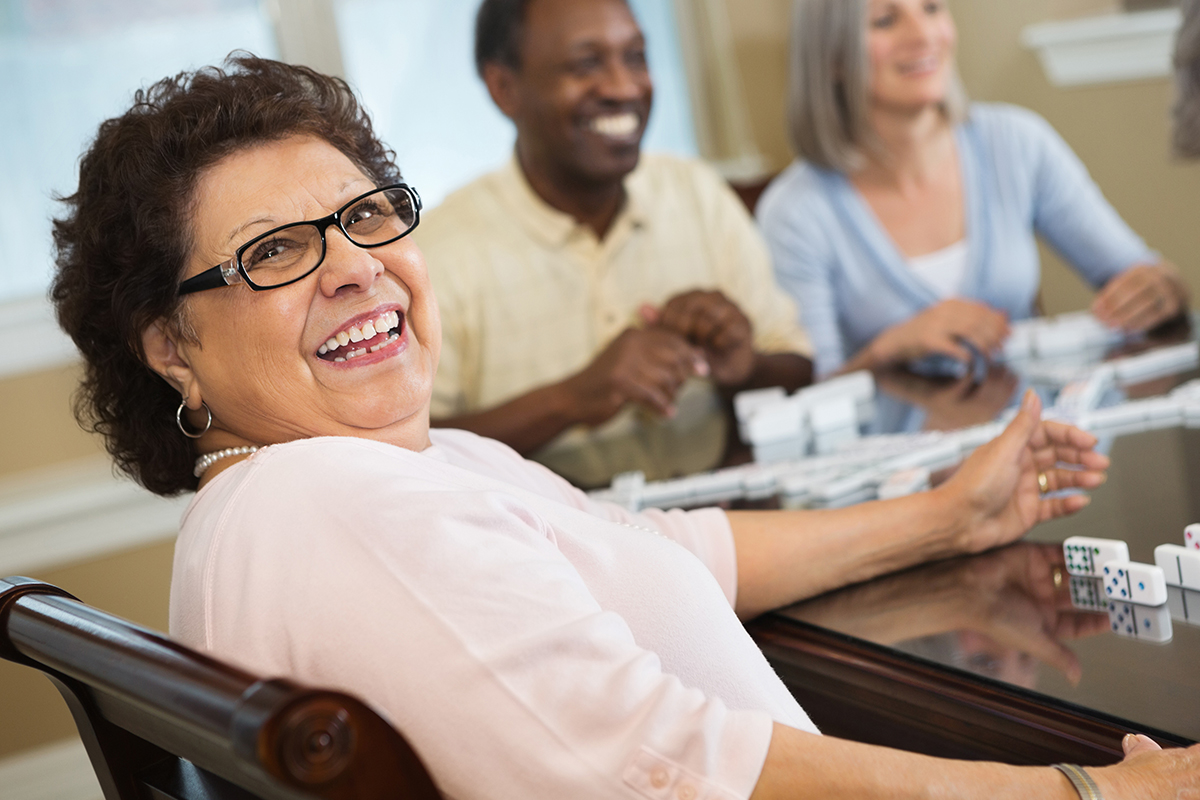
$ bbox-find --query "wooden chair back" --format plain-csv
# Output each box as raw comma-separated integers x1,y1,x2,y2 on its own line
0,576,442,800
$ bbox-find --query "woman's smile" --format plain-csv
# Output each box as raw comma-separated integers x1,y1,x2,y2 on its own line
317,305,407,365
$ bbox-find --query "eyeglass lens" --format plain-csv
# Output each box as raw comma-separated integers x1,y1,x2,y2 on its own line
241,187,417,288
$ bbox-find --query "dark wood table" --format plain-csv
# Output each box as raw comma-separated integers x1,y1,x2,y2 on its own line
749,396,1200,765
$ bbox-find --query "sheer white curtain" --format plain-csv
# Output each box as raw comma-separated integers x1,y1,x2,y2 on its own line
671,0,765,181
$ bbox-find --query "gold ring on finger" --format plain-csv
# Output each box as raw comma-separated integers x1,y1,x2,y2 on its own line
1037,471,1050,494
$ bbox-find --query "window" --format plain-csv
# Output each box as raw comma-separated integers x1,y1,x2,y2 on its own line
0,0,277,305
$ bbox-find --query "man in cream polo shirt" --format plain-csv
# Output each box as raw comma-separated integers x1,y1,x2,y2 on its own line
417,0,812,488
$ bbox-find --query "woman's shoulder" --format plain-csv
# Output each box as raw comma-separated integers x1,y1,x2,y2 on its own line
178,434,554,554
186,437,464,512
964,102,1062,150
756,161,845,248
757,161,837,222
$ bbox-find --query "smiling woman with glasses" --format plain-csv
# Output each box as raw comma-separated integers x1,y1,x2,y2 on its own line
46,53,1197,800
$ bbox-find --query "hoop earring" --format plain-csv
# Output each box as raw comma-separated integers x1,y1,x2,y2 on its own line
176,401,212,439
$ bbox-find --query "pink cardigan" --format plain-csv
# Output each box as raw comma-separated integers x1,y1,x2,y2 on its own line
170,429,817,800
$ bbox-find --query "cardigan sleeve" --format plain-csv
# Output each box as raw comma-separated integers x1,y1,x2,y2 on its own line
1014,107,1157,287
757,166,848,378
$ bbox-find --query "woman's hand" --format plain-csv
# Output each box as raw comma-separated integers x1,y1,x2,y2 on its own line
1090,734,1200,798
864,298,1011,368
1093,262,1190,333
939,390,1109,555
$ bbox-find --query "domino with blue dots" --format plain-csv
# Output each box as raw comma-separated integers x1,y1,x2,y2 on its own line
1108,600,1173,643
1102,560,1168,606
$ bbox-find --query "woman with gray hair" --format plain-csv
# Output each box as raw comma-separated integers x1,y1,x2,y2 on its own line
758,0,1189,380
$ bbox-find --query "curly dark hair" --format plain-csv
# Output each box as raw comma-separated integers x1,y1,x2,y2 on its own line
50,53,402,496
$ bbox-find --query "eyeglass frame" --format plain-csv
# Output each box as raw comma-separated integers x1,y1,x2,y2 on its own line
176,182,422,296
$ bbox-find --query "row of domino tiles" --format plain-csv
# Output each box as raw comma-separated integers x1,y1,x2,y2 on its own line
1066,528,1200,645
591,335,1200,514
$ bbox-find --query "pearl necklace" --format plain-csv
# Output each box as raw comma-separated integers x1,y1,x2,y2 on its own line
194,446,260,478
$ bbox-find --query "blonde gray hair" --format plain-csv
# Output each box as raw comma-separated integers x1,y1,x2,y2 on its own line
787,0,969,173
1175,0,1200,157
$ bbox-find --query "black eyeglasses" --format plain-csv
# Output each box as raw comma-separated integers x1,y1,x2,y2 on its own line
178,183,422,296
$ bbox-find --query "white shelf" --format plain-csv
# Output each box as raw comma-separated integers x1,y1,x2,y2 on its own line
1021,8,1182,87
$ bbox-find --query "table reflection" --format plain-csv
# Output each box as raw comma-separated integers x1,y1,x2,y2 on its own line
868,314,1196,437
776,542,1110,689
773,422,1200,741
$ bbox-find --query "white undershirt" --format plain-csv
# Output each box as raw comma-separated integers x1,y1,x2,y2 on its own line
907,239,969,299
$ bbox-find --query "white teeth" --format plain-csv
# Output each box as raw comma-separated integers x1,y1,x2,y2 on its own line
334,357,345,363
368,333,401,354
322,311,403,359
590,112,639,138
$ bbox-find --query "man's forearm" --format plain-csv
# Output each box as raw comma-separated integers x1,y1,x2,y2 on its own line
431,382,581,455
734,351,814,393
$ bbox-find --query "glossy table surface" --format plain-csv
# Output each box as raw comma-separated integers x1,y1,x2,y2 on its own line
761,325,1200,747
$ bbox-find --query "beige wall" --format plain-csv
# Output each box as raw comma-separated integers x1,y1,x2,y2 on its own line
0,365,172,760
727,0,1200,315
0,365,102,478
0,540,175,758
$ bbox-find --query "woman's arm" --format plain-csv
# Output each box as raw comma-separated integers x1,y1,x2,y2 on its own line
1092,262,1191,333
1017,108,1188,332
752,724,1200,800
727,391,1108,618
837,298,1012,375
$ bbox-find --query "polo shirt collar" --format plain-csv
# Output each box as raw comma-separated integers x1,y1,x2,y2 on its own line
499,154,648,248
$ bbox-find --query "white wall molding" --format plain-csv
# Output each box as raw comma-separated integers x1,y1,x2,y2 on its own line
0,456,186,577
0,738,100,800
1021,8,1182,87
0,295,78,381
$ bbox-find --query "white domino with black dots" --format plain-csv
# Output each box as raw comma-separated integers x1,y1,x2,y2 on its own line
1063,536,1130,577
1154,544,1200,590
1101,561,1168,605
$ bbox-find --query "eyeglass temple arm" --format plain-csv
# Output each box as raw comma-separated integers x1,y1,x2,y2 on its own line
178,259,242,296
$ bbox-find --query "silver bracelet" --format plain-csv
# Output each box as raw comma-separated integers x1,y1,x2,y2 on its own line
1052,764,1103,800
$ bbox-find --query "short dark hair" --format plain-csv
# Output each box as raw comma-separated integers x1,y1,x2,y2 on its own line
50,53,402,497
474,0,533,77
473,0,632,78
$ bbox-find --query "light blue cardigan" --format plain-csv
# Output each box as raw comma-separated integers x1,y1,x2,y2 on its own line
757,103,1155,378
